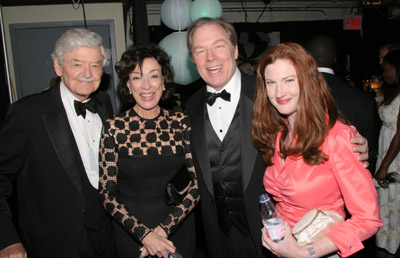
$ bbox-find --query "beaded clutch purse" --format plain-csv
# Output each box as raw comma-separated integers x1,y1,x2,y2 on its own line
292,209,344,246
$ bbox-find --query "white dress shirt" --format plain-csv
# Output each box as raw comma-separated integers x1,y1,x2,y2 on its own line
60,83,102,189
317,67,335,75
206,68,241,141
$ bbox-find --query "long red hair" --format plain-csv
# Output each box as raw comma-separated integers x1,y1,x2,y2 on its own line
252,43,343,166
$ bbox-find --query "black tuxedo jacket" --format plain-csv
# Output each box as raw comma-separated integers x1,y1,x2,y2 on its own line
322,72,379,173
185,72,267,258
0,83,114,257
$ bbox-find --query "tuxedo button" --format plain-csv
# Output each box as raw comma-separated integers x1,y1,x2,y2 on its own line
81,209,85,213
229,211,234,216
211,200,215,205
225,196,229,202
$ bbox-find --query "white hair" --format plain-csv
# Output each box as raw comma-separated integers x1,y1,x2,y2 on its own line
51,28,111,66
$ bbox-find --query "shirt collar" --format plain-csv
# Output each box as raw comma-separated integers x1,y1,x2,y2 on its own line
60,81,93,117
317,67,334,75
206,67,241,96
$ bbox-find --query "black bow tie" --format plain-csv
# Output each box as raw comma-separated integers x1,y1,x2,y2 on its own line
74,99,97,119
205,89,231,106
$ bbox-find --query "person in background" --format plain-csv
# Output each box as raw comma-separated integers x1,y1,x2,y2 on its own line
185,17,370,258
379,43,400,66
253,42,381,258
0,28,115,258
306,34,379,174
374,49,400,258
375,43,400,107
99,44,200,258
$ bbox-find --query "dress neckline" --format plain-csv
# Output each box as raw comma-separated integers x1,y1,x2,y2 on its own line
131,107,163,121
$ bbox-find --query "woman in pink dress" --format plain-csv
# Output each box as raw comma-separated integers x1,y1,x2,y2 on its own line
252,43,382,258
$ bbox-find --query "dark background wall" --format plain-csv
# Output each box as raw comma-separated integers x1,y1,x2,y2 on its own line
0,34,10,125
147,6,399,106
1,4,399,121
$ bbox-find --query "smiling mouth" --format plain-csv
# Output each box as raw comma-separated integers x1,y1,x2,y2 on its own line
207,65,222,73
77,78,95,82
277,99,290,104
140,93,154,97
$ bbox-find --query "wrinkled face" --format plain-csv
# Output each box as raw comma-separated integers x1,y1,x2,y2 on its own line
191,24,238,91
265,59,300,126
382,61,397,85
127,57,164,118
54,46,103,101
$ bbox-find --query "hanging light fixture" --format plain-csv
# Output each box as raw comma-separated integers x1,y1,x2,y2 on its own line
190,0,222,21
160,0,192,31
159,32,200,85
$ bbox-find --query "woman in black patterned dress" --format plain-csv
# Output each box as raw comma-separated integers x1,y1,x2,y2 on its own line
99,44,200,258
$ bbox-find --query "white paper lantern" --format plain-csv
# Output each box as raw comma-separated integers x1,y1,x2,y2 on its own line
190,0,222,21
161,0,192,31
159,32,200,85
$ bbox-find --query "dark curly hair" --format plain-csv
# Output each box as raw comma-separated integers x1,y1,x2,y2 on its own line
115,44,175,106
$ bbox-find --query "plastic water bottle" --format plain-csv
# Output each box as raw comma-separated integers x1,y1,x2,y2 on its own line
167,250,183,258
259,193,285,242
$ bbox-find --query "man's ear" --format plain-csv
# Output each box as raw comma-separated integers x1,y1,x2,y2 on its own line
54,58,63,77
234,45,239,60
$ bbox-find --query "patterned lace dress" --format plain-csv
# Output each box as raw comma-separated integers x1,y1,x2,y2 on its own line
375,94,400,254
99,108,200,257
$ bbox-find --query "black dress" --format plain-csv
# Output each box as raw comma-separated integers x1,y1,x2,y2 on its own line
99,108,200,258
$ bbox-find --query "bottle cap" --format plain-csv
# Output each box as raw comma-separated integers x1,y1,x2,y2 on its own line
259,193,270,203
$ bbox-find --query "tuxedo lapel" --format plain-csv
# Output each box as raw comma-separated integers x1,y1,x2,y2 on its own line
93,92,111,123
42,85,85,197
190,91,215,196
239,73,258,193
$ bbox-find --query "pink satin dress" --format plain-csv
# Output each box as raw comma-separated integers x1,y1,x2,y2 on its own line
264,121,382,257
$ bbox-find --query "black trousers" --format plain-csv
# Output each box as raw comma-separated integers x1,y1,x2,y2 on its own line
78,221,115,258
219,225,259,258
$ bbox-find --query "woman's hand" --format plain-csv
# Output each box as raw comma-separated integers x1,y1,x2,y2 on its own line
153,226,168,239
262,223,308,258
140,231,176,258
374,166,389,188
373,88,384,108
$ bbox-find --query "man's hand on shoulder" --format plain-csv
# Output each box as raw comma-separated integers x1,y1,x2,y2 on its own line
350,125,369,168
0,243,26,258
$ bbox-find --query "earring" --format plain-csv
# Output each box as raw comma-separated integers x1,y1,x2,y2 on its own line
163,86,166,91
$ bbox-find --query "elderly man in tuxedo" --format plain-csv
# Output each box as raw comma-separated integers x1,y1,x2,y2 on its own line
185,17,370,258
0,28,115,258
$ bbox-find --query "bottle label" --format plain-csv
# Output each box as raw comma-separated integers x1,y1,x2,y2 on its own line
263,217,285,242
